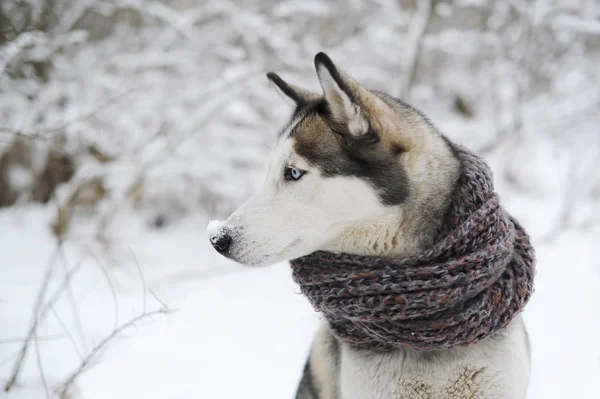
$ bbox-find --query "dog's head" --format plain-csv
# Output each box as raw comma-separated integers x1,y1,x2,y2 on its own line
207,53,460,266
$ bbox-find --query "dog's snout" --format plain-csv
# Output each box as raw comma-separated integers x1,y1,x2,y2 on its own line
210,231,232,254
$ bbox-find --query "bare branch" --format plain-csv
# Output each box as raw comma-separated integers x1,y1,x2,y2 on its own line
86,248,120,331
50,305,84,361
149,289,168,309
33,332,50,399
551,14,600,35
0,88,135,142
536,155,580,244
57,307,172,396
0,349,21,369
477,1,534,155
0,333,66,344
129,248,147,314
58,245,88,354
4,242,60,392
397,0,433,98
4,248,84,392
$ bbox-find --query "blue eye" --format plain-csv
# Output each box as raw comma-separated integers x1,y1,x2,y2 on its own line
285,166,305,181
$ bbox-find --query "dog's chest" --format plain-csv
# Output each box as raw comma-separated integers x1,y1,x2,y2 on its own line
334,315,529,399
338,346,502,399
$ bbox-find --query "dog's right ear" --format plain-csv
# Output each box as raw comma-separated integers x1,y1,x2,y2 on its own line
314,53,371,139
267,72,320,109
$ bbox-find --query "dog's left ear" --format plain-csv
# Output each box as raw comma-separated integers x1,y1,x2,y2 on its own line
267,72,320,109
314,53,371,139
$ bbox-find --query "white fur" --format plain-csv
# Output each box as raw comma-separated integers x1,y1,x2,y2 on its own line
213,136,396,266
338,315,530,399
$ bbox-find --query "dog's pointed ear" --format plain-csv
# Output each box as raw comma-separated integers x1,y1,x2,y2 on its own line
314,52,370,138
267,72,320,109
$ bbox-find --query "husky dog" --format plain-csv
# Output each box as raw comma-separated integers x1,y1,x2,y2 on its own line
207,53,530,399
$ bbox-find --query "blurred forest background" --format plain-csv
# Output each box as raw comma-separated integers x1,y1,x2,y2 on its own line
1,0,599,398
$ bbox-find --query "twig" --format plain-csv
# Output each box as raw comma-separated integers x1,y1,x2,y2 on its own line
87,249,120,331
33,332,50,399
58,245,88,354
0,333,66,344
129,248,147,313
57,307,172,396
144,1,200,40
4,251,84,391
149,289,168,309
477,1,534,155
4,243,60,392
552,14,600,35
398,0,433,98
0,349,21,369
536,155,580,244
0,30,46,74
50,305,84,361
0,88,135,141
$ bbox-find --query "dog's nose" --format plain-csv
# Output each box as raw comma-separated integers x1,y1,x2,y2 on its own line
210,232,232,254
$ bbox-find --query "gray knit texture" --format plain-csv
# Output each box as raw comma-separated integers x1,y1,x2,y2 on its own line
290,147,535,351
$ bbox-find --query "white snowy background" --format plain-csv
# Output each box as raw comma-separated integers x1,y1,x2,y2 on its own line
1,0,599,398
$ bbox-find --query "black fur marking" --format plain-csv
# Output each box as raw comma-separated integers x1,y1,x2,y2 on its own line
295,358,319,399
296,139,409,206
391,143,405,155
292,103,410,206
279,114,301,138
267,72,308,107
314,53,360,104
329,333,341,372
314,53,353,98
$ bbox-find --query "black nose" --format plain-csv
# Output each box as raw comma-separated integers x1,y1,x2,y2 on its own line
211,233,232,254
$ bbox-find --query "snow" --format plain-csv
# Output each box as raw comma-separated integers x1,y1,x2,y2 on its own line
0,208,317,399
2,203,600,399
553,15,600,35
525,232,600,399
1,0,599,398
7,165,33,191
206,219,226,239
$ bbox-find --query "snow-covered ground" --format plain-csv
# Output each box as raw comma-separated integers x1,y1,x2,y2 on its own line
0,206,314,398
1,195,600,399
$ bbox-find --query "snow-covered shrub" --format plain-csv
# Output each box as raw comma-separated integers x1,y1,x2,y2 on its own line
0,0,598,242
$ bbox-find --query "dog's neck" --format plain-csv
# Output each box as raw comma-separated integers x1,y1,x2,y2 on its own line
324,210,414,258
325,204,447,258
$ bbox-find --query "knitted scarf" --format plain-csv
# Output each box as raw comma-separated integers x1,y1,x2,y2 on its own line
290,148,535,351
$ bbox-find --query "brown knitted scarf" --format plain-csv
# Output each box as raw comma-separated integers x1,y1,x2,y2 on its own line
290,148,535,351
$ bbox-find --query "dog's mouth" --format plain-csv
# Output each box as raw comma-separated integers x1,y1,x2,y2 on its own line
207,221,304,267
233,238,304,267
